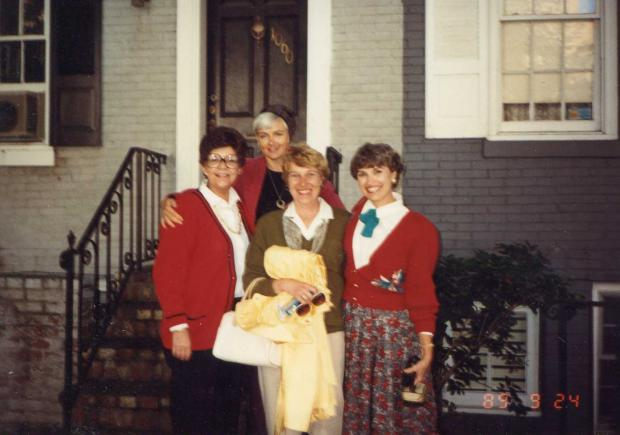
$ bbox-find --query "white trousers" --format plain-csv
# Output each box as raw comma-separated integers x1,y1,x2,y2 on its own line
258,331,345,435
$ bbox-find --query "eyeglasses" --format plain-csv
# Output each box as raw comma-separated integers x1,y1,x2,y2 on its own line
206,154,240,168
279,292,326,318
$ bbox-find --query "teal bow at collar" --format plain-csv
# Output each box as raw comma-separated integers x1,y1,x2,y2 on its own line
359,208,379,238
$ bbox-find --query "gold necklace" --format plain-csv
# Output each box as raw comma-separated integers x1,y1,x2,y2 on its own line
267,170,287,210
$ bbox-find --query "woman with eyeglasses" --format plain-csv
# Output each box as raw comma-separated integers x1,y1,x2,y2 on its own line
243,144,349,435
160,105,344,230
342,143,440,434
153,127,253,434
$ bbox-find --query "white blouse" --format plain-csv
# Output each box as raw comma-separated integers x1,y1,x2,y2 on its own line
283,197,334,240
200,182,249,298
352,192,408,269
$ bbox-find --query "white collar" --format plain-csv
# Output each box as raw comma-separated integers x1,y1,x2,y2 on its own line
284,197,333,239
199,181,241,208
361,192,407,218
284,197,333,222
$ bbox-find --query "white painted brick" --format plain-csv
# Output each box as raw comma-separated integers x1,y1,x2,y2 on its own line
0,0,176,273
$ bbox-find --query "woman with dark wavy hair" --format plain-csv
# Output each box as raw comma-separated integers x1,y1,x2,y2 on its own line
154,126,252,434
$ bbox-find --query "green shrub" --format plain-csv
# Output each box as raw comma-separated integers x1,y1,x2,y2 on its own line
433,242,579,415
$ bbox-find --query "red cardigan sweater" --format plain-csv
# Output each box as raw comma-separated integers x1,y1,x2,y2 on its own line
153,189,252,350
234,156,345,226
342,199,440,333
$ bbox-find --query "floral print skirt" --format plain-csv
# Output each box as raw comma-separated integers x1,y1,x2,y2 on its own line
343,301,437,435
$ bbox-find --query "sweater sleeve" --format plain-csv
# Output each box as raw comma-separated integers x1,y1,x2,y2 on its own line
404,216,440,334
153,196,196,327
320,181,345,210
242,215,276,296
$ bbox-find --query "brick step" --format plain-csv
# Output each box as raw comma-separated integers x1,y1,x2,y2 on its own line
115,300,162,322
87,337,169,383
107,302,161,339
73,380,171,433
90,354,169,383
123,268,157,303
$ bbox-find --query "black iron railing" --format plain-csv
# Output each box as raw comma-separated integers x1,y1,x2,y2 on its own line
59,147,167,431
326,146,342,193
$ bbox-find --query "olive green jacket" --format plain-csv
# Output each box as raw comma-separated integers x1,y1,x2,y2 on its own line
243,208,349,333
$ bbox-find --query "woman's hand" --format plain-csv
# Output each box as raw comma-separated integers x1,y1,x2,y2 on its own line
160,197,183,228
171,329,192,361
272,278,317,302
403,336,434,384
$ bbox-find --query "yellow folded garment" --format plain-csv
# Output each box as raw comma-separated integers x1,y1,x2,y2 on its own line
236,246,337,434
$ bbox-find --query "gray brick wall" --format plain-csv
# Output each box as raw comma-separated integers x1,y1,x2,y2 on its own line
332,0,405,209
402,0,620,284
0,0,177,273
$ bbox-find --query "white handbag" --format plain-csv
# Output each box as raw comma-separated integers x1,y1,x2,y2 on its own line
212,278,282,368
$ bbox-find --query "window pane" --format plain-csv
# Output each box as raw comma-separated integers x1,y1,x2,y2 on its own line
23,0,44,35
24,40,44,82
533,22,562,70
0,0,19,35
533,73,561,102
504,103,530,121
503,22,530,72
534,0,564,15
564,72,592,102
535,103,561,120
503,74,529,102
566,0,596,14
564,21,595,70
566,103,592,120
504,0,532,15
0,41,20,82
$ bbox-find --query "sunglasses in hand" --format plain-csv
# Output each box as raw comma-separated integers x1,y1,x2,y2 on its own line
278,292,326,318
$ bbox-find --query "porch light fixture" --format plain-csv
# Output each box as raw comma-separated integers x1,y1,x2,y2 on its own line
251,16,265,41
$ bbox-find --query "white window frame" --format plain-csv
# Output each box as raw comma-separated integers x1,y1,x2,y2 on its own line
488,0,617,141
592,282,620,433
0,0,54,166
444,306,541,416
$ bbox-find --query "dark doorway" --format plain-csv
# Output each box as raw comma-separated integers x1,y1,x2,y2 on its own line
207,0,307,143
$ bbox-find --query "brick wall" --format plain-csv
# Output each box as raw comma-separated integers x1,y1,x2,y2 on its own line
332,0,405,209
0,0,177,273
0,273,65,429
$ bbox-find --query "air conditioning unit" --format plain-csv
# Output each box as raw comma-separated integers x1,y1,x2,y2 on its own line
0,92,44,141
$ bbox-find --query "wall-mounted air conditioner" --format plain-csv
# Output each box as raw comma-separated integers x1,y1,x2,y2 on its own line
0,92,44,141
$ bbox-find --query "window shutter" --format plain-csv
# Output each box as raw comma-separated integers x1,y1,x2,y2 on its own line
51,0,101,146
425,0,487,138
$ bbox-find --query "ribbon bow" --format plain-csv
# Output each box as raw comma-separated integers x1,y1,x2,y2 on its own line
359,208,379,238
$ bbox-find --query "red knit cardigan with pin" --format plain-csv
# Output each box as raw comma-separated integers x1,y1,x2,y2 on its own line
342,198,440,333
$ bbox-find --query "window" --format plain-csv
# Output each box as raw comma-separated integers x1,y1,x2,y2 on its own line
491,0,616,140
0,0,101,166
444,307,541,415
0,0,48,143
425,0,617,144
593,283,620,433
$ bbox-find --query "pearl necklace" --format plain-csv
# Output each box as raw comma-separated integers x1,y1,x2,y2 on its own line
213,203,242,234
